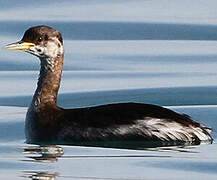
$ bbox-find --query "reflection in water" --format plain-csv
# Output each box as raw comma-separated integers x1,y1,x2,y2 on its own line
22,145,64,162
22,171,59,180
21,145,63,180
19,143,201,180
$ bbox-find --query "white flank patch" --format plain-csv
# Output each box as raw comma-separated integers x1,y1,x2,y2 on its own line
113,118,212,142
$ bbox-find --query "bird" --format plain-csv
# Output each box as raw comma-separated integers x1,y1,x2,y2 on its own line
5,25,212,147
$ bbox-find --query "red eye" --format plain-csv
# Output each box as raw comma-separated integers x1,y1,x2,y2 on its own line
38,37,42,42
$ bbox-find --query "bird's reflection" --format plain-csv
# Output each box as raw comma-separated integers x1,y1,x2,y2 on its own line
22,171,58,180
20,143,201,180
21,145,63,179
22,145,63,162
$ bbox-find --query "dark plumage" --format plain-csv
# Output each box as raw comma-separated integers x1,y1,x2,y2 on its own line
5,25,212,147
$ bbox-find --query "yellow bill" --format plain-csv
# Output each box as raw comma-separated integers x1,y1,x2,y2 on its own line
4,41,35,50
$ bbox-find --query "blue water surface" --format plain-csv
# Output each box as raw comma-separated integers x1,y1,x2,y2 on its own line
1,1,217,179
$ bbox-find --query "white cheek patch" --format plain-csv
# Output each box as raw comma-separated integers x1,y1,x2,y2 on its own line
45,41,58,58
44,38,64,58
27,37,64,59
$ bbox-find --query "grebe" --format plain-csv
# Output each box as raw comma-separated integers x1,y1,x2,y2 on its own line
5,25,212,146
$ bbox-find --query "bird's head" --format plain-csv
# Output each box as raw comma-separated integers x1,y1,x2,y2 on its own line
5,25,64,59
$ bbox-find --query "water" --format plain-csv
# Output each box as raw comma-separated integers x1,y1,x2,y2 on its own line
1,0,217,179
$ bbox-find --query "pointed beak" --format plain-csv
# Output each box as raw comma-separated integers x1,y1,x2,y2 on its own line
4,41,35,50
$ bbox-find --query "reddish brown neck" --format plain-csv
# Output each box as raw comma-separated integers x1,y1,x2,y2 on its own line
32,54,64,108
